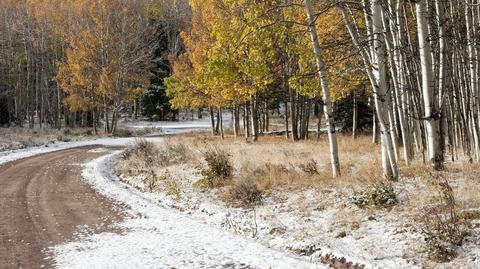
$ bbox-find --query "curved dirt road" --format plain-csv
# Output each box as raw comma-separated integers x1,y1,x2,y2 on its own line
0,146,124,269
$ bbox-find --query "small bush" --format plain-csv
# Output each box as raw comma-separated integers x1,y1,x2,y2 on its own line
228,178,263,207
19,137,36,148
196,148,233,188
62,128,72,136
420,175,467,262
167,143,188,160
57,135,72,142
350,182,397,207
157,174,181,200
143,171,159,192
204,148,233,178
130,127,156,137
165,179,182,200
151,114,160,121
299,159,319,175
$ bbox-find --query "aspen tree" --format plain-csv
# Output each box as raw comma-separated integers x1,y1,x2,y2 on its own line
304,0,341,178
416,0,444,169
336,2,398,180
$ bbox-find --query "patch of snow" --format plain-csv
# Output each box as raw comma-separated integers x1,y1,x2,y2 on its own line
0,119,214,166
51,152,323,269
117,162,428,269
118,112,232,135
130,122,212,130
0,137,135,166
0,138,135,165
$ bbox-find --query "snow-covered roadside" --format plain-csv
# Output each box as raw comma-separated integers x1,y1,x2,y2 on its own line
0,137,135,166
0,116,222,166
51,152,323,269
111,137,480,269
117,170,421,269
0,121,210,166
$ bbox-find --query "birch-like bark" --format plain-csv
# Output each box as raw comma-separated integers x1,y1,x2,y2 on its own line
250,95,259,142
337,2,398,180
233,106,239,137
370,1,399,179
390,0,413,164
352,93,358,139
465,0,480,161
416,0,444,169
305,0,341,178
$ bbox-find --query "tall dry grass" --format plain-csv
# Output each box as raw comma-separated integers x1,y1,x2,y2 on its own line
157,134,382,192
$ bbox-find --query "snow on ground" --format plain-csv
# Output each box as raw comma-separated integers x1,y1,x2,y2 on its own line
0,137,135,166
124,119,212,131
0,119,212,165
117,175,420,269
51,152,323,269
110,137,480,269
119,113,232,135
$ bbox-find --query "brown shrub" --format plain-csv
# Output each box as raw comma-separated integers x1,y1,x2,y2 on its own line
299,159,320,175
195,148,234,188
122,138,158,163
227,178,263,207
203,148,233,178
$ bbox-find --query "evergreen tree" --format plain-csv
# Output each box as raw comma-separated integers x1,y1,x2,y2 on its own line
142,22,179,121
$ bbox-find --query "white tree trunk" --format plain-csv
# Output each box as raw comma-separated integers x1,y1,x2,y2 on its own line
416,0,444,169
465,0,480,161
304,0,341,178
370,0,398,179
337,2,398,180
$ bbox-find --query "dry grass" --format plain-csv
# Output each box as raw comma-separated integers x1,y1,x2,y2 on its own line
225,177,263,207
152,133,480,218
115,133,480,266
0,127,95,151
115,134,383,208
134,134,480,210
163,134,381,191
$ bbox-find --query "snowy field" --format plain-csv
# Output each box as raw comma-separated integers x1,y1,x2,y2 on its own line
118,112,232,135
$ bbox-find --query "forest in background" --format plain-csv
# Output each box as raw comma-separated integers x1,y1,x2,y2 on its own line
165,0,480,180
1,0,480,180
0,0,190,132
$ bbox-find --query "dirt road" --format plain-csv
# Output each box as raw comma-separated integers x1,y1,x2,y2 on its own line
0,146,124,269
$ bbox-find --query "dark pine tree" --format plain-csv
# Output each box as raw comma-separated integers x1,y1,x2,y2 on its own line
141,21,179,121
